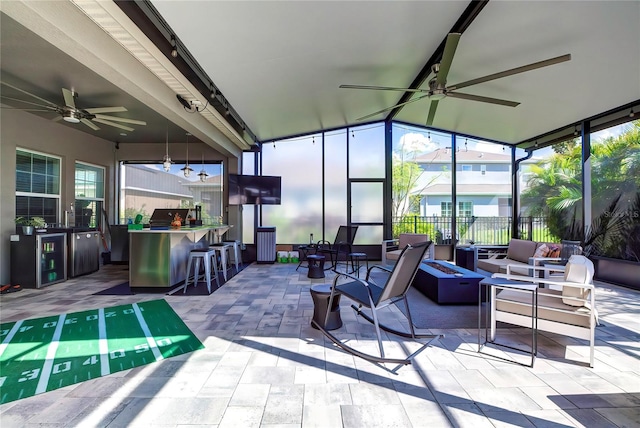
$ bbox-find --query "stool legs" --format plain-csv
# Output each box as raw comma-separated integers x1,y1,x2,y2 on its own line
184,250,218,294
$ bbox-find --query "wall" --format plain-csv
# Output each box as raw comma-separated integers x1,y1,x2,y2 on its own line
0,109,116,283
1,109,242,282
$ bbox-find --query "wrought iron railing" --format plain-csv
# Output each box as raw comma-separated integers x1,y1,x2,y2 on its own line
392,216,557,246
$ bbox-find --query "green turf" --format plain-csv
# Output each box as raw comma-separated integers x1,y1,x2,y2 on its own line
0,299,204,404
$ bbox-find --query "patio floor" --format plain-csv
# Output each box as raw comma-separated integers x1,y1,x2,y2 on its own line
1,261,638,427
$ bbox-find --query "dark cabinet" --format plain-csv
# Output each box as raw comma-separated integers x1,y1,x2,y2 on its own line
10,233,67,288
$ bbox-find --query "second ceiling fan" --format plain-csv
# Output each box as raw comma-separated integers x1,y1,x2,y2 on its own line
0,81,146,132
340,33,571,126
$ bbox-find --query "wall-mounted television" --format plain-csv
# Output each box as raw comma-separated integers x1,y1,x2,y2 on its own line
229,174,281,205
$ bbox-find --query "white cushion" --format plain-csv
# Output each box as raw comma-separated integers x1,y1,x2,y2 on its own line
562,255,594,306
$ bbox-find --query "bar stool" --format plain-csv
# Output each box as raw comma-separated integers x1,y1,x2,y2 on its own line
222,239,242,272
184,248,218,294
348,252,369,278
210,242,234,281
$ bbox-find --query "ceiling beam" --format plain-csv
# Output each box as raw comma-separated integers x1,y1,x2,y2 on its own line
114,0,257,148
387,0,489,121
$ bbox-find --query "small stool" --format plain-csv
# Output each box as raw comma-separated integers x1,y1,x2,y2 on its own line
184,248,218,294
210,243,233,281
307,254,325,279
310,284,342,330
348,252,369,278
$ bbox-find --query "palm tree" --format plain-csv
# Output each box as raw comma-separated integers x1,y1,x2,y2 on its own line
521,120,640,255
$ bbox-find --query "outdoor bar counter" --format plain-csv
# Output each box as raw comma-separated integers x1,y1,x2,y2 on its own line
128,225,230,288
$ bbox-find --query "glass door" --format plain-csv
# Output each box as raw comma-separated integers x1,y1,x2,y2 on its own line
348,180,384,245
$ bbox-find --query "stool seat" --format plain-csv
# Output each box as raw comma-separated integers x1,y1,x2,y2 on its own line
348,252,369,278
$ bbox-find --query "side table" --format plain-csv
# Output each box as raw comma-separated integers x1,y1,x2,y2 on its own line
310,284,342,330
348,252,369,278
307,254,326,278
296,244,316,271
478,277,538,367
455,246,478,271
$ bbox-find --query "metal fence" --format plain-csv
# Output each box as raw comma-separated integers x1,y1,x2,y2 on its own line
392,216,556,246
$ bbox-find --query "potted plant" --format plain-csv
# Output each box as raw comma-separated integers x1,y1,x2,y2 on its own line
15,216,47,235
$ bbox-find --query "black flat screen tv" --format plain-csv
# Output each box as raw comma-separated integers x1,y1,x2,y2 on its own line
229,174,281,205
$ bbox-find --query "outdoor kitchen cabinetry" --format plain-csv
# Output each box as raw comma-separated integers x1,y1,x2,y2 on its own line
10,233,67,288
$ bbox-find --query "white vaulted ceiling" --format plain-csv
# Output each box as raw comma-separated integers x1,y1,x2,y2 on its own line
2,1,639,150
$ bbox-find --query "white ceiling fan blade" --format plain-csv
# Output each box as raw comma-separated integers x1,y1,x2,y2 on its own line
0,81,59,107
81,118,100,130
85,106,128,114
447,92,520,107
356,94,431,121
94,114,146,126
93,118,134,132
62,88,76,109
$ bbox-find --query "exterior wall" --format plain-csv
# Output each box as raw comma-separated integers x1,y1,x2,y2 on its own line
0,109,236,283
0,108,115,283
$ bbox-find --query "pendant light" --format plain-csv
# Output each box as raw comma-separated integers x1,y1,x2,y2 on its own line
198,153,209,182
180,132,193,177
162,123,173,172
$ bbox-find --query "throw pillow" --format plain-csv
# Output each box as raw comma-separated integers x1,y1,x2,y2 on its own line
547,245,561,258
533,243,549,258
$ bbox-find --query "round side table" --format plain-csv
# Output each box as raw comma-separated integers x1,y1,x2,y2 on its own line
307,254,326,278
310,284,342,330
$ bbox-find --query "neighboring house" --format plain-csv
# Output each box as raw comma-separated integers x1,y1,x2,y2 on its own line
413,148,536,217
121,164,222,222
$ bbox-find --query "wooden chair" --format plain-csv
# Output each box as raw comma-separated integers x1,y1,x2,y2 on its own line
313,241,442,369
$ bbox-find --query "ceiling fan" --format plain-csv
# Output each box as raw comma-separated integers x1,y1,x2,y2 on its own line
0,81,146,132
340,33,571,126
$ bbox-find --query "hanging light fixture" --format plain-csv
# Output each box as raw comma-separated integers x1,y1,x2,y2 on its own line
198,153,208,182
162,124,173,172
180,133,193,178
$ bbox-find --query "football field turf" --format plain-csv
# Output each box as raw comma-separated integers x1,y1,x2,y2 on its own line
0,299,204,404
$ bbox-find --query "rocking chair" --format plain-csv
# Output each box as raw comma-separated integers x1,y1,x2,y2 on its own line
313,241,442,366
315,225,359,270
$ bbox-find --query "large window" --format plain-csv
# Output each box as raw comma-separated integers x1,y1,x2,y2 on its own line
590,121,639,261
120,162,222,224
75,162,104,227
15,149,61,225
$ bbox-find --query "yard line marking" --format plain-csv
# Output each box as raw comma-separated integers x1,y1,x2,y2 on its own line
35,314,66,394
0,321,23,358
132,303,163,362
98,308,110,376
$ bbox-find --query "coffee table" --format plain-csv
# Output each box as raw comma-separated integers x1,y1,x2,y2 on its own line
412,260,486,304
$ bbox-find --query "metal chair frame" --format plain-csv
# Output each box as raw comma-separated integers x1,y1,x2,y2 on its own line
312,241,442,368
